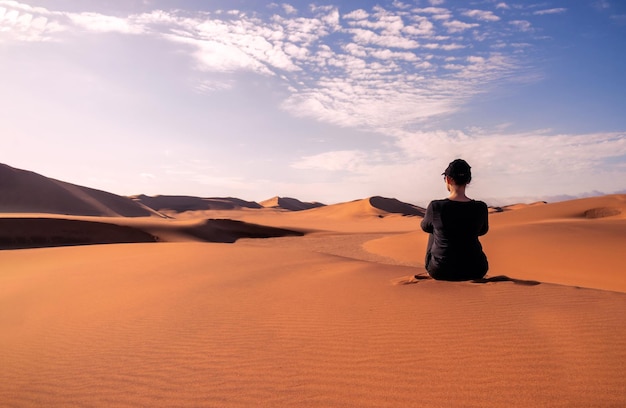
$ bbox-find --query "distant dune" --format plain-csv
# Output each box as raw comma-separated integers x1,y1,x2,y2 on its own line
490,201,548,213
260,196,325,211
132,194,262,212
303,196,425,218
0,163,157,217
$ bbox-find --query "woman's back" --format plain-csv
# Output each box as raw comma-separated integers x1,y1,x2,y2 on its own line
422,199,488,255
420,159,489,281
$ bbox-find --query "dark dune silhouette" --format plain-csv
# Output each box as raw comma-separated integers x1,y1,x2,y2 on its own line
0,217,305,249
131,194,262,212
0,163,156,217
260,196,325,211
368,196,425,216
178,219,304,243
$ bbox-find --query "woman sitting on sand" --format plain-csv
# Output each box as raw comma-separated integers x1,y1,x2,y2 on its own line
421,159,489,281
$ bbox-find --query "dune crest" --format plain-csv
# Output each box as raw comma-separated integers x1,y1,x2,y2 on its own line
368,196,425,216
303,196,425,219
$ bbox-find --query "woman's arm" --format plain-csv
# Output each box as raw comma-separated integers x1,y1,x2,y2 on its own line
478,202,489,236
421,202,434,233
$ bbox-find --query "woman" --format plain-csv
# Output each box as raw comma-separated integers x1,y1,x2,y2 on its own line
420,159,489,281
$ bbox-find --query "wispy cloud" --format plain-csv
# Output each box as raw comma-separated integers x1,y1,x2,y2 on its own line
0,1,543,132
67,12,145,34
463,10,500,22
533,8,567,16
509,20,532,32
0,0,64,41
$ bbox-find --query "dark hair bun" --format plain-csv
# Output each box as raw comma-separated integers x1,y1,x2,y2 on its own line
442,159,472,185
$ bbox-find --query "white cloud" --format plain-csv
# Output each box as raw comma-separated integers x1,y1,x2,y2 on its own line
509,20,532,32
496,3,510,9
348,27,420,48
287,129,626,203
443,19,480,33
0,2,64,41
463,10,500,22
282,3,297,15
343,9,369,20
0,2,536,133
392,1,411,10
67,12,144,34
533,8,567,16
388,129,626,200
1,2,556,178
291,150,369,172
404,15,435,37
413,7,452,21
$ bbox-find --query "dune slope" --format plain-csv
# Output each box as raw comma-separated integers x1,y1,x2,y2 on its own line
0,163,155,217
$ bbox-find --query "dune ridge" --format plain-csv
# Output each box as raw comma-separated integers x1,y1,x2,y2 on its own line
0,163,156,217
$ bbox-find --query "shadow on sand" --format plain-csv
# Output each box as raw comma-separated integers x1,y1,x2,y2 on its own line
394,274,541,286
471,275,541,286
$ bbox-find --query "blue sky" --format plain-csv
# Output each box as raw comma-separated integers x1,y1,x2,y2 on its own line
1,0,625,205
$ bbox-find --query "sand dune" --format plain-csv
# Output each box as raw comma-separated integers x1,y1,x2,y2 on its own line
0,215,305,248
1,164,625,407
132,194,262,213
0,163,157,217
364,194,626,292
1,240,625,407
295,196,425,219
490,200,548,213
260,196,325,211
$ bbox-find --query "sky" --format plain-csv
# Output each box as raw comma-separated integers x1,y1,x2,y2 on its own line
1,0,625,206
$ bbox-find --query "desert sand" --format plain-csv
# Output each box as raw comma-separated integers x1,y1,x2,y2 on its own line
1,164,625,407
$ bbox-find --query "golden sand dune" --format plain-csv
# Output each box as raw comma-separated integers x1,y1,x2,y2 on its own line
491,194,626,224
1,164,625,407
299,196,425,219
364,194,626,292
